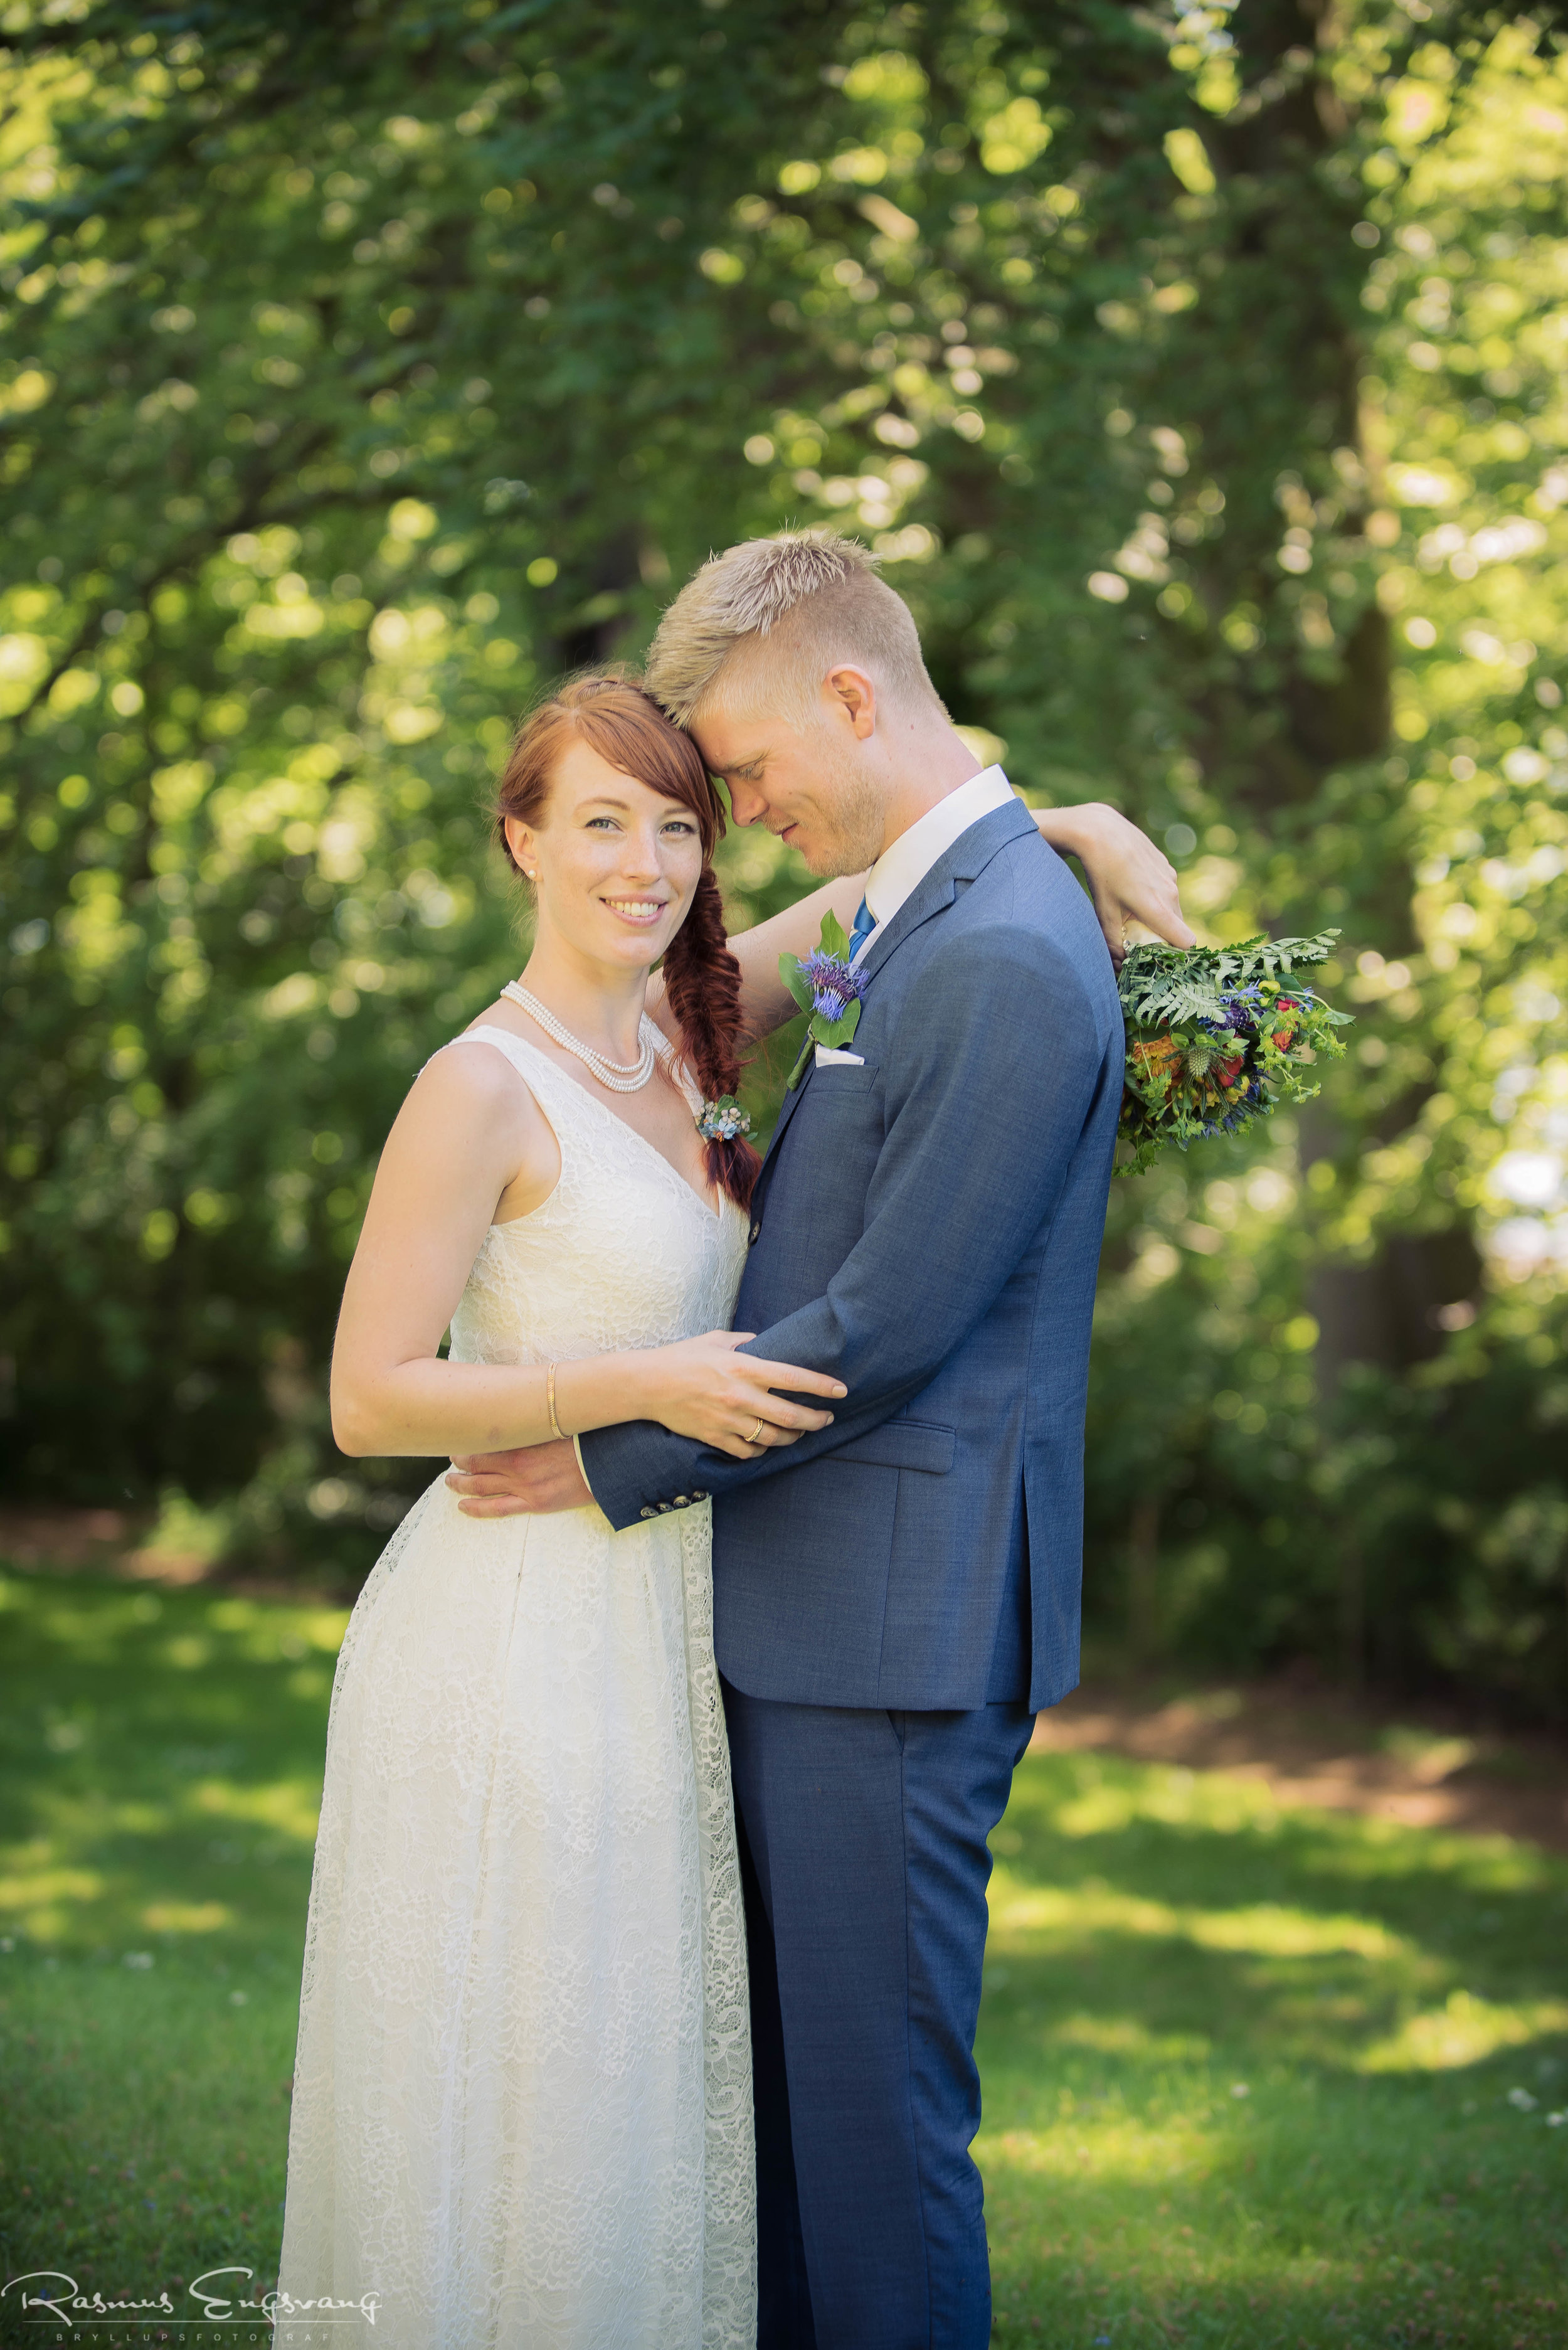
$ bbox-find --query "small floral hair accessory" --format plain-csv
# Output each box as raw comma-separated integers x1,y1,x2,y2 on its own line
696,1095,753,1143
779,909,869,1088
1116,929,1353,1176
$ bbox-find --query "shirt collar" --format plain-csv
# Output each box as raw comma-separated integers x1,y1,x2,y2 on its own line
859,765,1017,943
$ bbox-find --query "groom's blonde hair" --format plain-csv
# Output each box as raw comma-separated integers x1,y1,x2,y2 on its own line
644,529,946,732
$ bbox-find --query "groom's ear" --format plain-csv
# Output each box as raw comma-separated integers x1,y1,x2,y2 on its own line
825,662,877,740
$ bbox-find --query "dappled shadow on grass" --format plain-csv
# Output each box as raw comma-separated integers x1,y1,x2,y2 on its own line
0,1566,342,2307
977,1750,1568,2349
0,1565,344,1959
3,1573,1565,2346
989,1748,1567,2076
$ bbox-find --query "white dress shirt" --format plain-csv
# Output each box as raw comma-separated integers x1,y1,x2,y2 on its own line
850,765,1017,964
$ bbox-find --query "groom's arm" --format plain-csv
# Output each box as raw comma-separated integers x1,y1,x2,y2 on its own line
578,923,1117,1532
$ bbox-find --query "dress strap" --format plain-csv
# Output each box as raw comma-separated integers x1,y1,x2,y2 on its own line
436,1025,593,1122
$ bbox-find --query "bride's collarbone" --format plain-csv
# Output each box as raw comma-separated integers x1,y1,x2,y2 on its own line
477,1014,716,1215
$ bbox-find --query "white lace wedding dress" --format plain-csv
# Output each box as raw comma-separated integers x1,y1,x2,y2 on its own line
274,1019,755,2349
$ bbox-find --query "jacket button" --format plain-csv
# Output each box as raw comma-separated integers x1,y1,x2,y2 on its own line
674,1495,689,1507
658,1500,672,1513
639,1506,655,1520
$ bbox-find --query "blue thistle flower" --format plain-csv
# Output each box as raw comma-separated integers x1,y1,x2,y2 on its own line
798,949,866,1023
1209,984,1264,1036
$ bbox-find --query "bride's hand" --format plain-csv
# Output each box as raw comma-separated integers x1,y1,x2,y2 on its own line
1036,802,1197,967
640,1331,846,1459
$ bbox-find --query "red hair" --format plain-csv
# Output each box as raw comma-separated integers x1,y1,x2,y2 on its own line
494,674,760,1212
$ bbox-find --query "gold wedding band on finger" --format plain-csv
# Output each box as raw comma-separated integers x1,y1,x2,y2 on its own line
748,1416,766,1445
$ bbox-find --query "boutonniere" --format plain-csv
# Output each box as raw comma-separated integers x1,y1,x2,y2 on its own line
1115,929,1354,1176
779,908,869,1089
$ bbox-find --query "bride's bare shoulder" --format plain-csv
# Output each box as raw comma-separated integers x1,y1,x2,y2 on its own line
399,1023,548,1137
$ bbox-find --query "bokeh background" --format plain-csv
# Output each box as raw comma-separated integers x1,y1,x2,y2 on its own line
3,8,1567,2342
3,0,1565,1715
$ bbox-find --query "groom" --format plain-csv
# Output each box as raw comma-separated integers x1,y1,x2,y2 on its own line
450,533,1124,2347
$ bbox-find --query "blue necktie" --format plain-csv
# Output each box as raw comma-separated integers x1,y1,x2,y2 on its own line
849,896,877,962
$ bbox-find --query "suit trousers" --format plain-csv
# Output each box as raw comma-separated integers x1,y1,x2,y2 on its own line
723,1681,1036,2350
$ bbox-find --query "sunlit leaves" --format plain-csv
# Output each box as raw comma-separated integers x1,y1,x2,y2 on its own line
0,0,1562,1700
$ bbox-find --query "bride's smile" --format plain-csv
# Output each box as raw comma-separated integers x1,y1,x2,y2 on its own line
605,895,672,923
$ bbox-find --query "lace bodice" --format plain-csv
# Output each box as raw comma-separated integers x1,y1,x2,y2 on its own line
446,1017,749,1369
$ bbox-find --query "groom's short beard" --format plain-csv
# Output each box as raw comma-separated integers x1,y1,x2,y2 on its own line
801,733,887,877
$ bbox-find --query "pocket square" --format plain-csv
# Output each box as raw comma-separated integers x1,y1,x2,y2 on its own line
814,1045,866,1068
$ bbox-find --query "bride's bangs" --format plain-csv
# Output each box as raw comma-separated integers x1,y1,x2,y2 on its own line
495,673,724,868
571,691,724,862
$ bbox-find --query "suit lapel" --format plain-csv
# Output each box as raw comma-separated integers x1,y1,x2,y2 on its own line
857,795,1037,986
757,1046,815,1173
751,797,1039,1214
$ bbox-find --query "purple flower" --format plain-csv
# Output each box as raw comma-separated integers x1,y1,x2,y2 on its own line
800,949,866,1023
1211,984,1263,1036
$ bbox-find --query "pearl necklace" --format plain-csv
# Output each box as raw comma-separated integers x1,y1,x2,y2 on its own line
502,980,657,1092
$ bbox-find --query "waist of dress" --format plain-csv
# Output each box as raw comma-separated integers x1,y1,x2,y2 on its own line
419,1469,709,1545
447,1339,716,1365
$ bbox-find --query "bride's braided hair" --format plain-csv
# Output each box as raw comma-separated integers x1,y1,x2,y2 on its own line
494,673,761,1212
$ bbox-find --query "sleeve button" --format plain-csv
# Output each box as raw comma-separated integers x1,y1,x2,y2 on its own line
674,1495,689,1507
639,1506,656,1520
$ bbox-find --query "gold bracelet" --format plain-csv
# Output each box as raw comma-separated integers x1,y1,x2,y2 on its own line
546,1361,564,1442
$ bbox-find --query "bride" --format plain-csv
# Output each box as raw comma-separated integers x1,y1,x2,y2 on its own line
272,674,1185,2349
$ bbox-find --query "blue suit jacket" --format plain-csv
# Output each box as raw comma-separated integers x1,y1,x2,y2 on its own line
579,797,1125,1712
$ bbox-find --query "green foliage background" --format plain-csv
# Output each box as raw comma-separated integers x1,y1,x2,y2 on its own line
2,1,1564,1711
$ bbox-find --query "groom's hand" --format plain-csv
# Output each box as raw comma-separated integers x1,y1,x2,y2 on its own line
445,1439,592,1516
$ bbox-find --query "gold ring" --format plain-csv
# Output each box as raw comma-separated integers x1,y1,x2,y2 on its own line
748,1417,765,1445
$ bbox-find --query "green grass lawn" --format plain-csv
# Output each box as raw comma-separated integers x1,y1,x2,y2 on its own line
1,1563,1564,2349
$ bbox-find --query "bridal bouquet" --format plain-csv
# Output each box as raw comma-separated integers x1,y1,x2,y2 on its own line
1115,930,1353,1176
